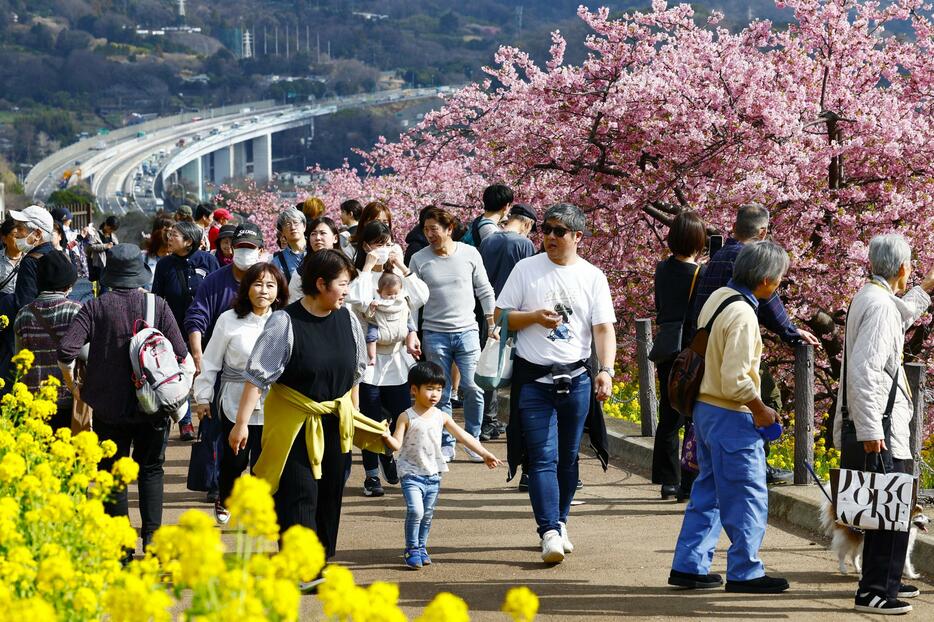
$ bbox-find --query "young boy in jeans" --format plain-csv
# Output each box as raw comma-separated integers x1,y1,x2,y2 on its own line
381,361,501,569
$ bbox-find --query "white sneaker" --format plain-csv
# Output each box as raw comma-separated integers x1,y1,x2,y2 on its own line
540,530,565,564
559,521,573,553
462,447,485,463
441,445,455,463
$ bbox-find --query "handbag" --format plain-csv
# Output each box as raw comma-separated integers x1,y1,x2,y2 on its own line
649,264,700,364
667,292,752,417
475,310,514,391
680,420,699,474
831,458,917,532
186,412,221,493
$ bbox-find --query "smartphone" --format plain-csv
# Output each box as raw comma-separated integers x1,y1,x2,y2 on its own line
709,234,724,258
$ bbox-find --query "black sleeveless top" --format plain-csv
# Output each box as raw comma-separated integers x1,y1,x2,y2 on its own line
278,302,357,402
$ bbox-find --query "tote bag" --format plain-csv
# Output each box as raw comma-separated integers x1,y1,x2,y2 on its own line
475,310,514,391
831,464,917,532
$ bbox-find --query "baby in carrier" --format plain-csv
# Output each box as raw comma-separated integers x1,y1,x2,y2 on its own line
365,272,410,366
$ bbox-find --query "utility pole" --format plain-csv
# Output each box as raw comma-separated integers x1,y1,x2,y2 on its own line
516,6,523,35
275,26,279,56
306,25,310,53
316,31,320,64
263,25,267,55
286,23,290,58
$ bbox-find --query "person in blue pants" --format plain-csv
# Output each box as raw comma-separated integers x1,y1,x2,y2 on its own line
668,241,791,594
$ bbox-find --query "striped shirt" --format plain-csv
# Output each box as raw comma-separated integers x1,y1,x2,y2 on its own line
14,292,82,410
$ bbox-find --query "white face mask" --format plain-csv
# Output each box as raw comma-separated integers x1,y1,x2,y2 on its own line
15,232,36,253
232,247,260,270
372,246,390,264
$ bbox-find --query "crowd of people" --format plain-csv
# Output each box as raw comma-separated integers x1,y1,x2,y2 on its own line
0,188,616,584
2,190,924,615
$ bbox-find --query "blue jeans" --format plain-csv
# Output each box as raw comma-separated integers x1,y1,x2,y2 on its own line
401,473,441,550
423,329,483,447
671,401,768,581
518,374,591,537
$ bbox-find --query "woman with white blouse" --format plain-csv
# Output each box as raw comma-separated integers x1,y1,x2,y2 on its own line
346,220,429,497
193,262,289,523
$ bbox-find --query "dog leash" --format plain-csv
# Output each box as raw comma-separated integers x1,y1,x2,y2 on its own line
804,461,835,505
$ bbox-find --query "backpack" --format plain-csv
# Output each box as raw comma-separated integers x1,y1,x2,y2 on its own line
667,293,753,417
460,216,494,248
130,294,192,418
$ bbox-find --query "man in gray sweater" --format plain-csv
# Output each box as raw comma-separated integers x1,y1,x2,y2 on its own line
410,206,496,462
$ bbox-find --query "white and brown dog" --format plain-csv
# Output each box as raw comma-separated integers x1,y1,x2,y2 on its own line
821,499,930,578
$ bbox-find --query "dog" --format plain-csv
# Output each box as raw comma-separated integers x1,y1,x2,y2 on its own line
821,498,930,578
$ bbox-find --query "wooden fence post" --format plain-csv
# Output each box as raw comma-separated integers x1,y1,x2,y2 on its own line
905,362,926,478
635,318,658,437
794,344,815,485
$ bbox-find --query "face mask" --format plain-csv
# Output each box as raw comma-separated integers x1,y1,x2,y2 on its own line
373,247,390,264
15,232,35,253
232,248,260,270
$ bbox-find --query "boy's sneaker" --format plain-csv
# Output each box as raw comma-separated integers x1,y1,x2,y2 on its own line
898,584,920,599
380,455,400,485
363,476,384,497
214,501,230,525
404,549,423,569
558,521,574,553
441,446,455,463
463,447,485,463
419,547,432,565
540,530,565,564
855,591,913,614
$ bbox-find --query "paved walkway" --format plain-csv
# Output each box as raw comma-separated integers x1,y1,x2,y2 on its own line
148,432,933,621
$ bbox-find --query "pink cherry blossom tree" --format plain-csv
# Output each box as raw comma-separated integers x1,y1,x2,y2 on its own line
303,0,934,430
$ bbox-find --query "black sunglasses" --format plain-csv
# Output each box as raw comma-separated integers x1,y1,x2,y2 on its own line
541,223,572,237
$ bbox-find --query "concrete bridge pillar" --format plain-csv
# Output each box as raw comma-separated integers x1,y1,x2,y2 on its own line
213,146,234,184
252,133,272,184
179,158,203,202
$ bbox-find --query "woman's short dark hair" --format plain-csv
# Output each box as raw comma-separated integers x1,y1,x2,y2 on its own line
173,221,203,252
340,199,363,220
194,203,214,221
353,221,392,270
422,206,458,231
103,215,120,230
308,216,340,249
301,248,358,296
232,262,289,318
1,216,16,237
147,216,175,256
667,211,707,257
408,361,447,388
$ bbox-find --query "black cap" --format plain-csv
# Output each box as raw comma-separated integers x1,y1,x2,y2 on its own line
233,221,264,247
100,243,152,289
509,203,538,232
38,250,78,292
217,224,238,240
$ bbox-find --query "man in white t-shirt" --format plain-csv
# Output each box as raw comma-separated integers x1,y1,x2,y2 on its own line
495,203,617,564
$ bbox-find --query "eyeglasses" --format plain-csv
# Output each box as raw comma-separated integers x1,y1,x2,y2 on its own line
541,224,572,237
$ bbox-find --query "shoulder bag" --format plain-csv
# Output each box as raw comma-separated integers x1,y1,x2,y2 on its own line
667,292,752,417
475,310,514,391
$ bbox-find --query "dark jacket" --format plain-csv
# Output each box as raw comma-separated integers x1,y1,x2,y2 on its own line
0,242,55,388
183,264,239,344
404,224,429,267
152,250,219,329
506,354,609,481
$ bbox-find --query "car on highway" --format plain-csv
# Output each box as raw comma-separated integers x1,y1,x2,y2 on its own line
209,128,220,136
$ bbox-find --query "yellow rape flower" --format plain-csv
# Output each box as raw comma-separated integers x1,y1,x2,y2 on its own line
318,564,360,620
417,592,470,622
0,452,26,483
10,350,35,376
271,525,326,582
0,314,8,330
226,474,279,540
502,586,539,622
112,457,140,486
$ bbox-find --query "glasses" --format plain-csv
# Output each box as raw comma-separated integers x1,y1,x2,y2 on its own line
541,224,572,237
284,220,303,229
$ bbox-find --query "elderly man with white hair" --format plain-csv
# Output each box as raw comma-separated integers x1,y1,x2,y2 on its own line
833,233,934,615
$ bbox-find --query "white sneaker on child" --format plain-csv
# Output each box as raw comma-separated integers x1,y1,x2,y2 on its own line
462,447,485,463
541,530,565,564
559,521,573,553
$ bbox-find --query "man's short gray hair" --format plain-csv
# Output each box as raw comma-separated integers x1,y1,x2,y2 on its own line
869,233,912,280
734,203,770,241
732,240,789,290
543,203,586,232
276,207,306,232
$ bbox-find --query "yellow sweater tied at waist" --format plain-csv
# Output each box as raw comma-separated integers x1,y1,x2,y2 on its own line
253,383,389,493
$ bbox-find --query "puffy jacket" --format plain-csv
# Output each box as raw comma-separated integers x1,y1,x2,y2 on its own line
833,277,930,460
